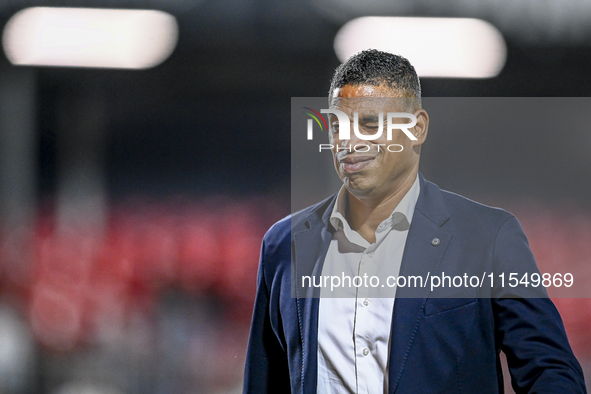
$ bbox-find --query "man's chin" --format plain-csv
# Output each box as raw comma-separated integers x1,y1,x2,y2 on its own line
343,178,376,198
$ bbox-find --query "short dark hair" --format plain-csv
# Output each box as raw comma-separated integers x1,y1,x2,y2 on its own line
329,49,421,107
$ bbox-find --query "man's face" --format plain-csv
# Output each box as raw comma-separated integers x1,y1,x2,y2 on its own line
328,84,426,199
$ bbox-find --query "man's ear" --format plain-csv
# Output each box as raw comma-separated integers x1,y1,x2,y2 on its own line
412,109,429,146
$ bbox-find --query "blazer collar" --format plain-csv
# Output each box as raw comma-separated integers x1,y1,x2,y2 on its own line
301,172,450,228
415,172,451,227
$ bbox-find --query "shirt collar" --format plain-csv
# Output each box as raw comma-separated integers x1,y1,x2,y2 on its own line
329,175,421,235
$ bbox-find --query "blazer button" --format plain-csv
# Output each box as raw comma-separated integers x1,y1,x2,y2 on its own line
431,238,440,246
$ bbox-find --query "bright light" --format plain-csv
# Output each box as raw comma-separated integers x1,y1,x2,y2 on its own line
334,17,507,78
2,7,178,69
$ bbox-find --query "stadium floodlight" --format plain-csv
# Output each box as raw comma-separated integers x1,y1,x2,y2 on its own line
2,7,178,69
334,17,507,78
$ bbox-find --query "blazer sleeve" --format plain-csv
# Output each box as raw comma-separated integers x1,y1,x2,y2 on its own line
243,237,291,393
491,215,587,393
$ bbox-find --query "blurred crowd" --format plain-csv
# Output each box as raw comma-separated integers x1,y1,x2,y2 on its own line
0,195,287,394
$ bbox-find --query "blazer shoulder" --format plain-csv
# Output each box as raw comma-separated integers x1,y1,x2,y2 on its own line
262,193,336,255
265,194,336,241
439,188,515,226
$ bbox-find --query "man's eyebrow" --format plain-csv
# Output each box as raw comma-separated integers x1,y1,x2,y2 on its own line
359,114,380,122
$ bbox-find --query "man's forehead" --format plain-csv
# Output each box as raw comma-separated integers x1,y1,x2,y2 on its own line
335,84,392,98
329,84,413,111
329,96,410,113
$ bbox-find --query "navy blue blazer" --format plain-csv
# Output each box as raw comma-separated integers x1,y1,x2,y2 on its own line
244,174,586,393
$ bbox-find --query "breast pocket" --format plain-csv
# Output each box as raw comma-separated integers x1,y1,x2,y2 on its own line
424,291,477,316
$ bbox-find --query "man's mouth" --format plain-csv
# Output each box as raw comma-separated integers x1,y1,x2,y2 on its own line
339,155,375,173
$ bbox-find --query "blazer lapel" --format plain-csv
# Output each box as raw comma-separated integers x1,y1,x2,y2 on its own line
388,174,452,393
293,196,336,394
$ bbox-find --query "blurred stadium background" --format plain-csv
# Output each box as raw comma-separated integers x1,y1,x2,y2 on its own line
0,0,590,393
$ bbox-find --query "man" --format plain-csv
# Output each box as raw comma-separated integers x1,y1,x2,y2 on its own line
243,50,586,393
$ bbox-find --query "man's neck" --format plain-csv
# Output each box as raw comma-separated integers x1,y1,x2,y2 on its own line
345,171,418,243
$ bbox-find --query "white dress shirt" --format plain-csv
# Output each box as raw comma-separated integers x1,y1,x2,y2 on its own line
317,176,420,394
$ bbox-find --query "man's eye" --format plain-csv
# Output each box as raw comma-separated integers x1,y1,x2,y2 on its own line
331,124,339,133
361,124,380,133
